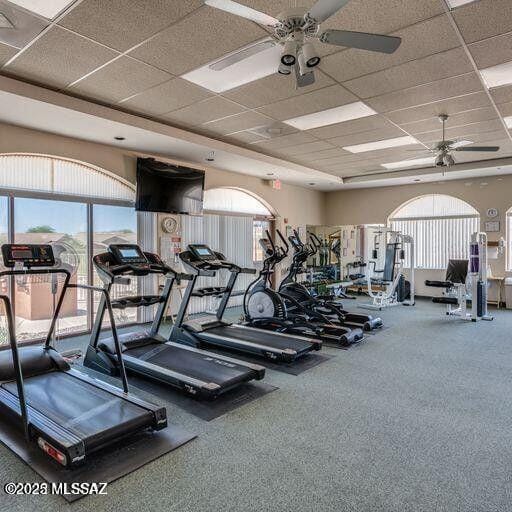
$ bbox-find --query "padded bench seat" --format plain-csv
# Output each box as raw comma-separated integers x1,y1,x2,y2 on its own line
432,297,459,305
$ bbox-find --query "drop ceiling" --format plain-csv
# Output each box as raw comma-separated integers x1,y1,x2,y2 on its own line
0,0,510,189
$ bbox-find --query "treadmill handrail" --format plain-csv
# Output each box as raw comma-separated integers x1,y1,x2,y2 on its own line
0,268,70,278
67,284,129,392
0,294,29,441
94,252,190,280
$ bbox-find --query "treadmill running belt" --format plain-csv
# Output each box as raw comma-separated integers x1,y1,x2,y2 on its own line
126,344,252,389
207,326,314,352
3,372,151,445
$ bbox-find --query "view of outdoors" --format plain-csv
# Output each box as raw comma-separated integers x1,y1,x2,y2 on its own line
14,197,88,341
93,204,138,326
0,197,137,344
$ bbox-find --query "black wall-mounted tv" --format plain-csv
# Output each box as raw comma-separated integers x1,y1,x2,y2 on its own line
135,158,205,215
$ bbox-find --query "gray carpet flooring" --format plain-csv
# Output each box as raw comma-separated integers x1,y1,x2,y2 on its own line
1,298,511,511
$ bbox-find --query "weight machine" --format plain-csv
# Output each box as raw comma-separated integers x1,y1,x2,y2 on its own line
425,232,493,321
359,230,415,310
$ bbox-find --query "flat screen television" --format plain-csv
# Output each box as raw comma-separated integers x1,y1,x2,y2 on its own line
135,158,205,215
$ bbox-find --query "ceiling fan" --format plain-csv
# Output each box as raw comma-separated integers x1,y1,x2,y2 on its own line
204,0,402,87
409,114,500,167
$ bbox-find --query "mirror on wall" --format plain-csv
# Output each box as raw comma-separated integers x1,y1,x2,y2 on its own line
305,225,343,281
306,224,386,283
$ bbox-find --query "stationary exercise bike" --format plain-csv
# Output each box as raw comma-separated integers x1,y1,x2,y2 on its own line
244,231,363,346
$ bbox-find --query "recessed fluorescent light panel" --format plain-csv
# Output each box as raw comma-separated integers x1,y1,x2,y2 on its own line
480,60,512,89
182,38,281,93
343,135,418,154
284,101,376,130
7,0,76,19
504,116,512,129
446,0,478,8
382,157,434,170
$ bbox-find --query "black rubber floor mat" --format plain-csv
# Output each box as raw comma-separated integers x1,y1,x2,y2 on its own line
129,377,278,421
206,349,336,375
0,419,196,503
366,325,391,335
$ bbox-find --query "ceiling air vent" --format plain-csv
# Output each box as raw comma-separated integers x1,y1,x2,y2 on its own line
0,12,14,28
0,0,48,48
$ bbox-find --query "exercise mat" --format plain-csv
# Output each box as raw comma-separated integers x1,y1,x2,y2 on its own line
0,417,196,503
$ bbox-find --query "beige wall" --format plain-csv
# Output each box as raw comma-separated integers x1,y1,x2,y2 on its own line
325,177,511,232
6,119,509,299
325,177,511,296
0,122,325,228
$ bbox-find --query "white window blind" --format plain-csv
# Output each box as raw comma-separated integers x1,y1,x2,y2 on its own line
0,154,134,201
390,195,479,270
203,188,271,216
181,214,255,315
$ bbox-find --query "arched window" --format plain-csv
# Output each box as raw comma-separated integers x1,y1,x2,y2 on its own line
181,188,273,314
0,154,134,201
0,154,140,344
389,194,480,269
203,188,273,263
203,188,272,217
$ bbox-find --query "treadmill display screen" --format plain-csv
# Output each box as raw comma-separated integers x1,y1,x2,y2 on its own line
2,244,55,267
12,249,33,260
188,244,216,260
109,244,148,264
120,248,141,258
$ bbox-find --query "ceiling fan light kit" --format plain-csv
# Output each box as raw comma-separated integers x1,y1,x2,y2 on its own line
281,39,297,66
400,114,500,170
278,61,292,75
205,0,403,89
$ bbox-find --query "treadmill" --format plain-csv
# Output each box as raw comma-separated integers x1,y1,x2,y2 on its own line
173,244,321,362
0,244,166,468
84,244,265,399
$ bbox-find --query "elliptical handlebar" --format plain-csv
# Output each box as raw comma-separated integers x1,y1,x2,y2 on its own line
276,229,289,256
265,229,276,253
308,232,322,251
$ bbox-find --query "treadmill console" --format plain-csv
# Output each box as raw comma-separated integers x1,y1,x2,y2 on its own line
109,244,148,265
188,244,220,262
2,244,55,268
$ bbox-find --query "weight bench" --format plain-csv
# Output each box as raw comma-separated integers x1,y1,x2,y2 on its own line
425,259,470,319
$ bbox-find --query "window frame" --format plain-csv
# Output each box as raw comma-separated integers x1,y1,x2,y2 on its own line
252,218,271,263
389,195,480,271
0,155,140,346
506,211,512,271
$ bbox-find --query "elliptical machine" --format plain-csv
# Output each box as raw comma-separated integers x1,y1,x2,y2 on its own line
281,229,382,331
243,232,356,346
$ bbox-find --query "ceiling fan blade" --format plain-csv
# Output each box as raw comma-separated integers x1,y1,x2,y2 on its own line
454,146,500,152
306,0,352,23
319,29,402,53
295,63,316,88
204,0,278,26
209,40,276,71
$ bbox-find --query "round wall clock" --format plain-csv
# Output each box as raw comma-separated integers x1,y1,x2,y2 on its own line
161,216,178,234
486,208,498,218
